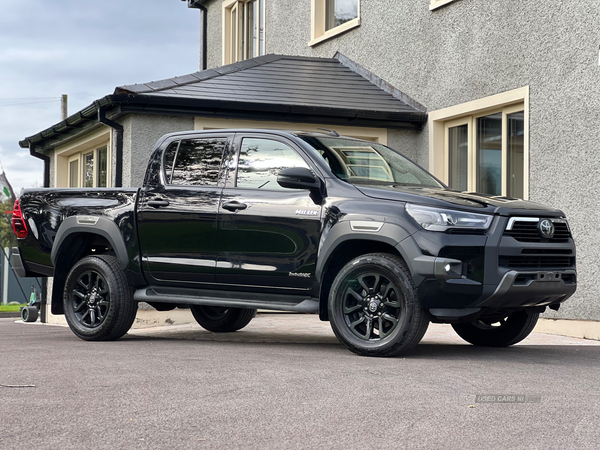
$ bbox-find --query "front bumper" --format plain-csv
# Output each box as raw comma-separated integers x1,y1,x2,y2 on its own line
399,214,577,318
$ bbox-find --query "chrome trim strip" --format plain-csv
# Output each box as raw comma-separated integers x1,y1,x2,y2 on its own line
350,221,384,232
506,217,568,231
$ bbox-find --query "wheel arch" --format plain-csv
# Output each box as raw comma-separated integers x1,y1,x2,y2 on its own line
50,217,128,315
317,238,404,321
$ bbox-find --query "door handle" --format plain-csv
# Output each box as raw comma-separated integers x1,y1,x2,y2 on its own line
222,201,247,212
147,197,170,208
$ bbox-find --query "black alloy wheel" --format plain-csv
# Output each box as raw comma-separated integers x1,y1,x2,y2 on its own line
451,310,540,347
190,305,256,332
342,272,403,341
71,270,110,328
328,253,429,357
63,255,137,341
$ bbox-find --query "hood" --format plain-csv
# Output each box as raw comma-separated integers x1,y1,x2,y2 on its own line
354,184,564,217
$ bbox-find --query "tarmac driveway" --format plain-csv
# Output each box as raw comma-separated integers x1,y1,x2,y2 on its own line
2,315,600,450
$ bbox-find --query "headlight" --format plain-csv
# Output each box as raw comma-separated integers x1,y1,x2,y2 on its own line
405,203,493,232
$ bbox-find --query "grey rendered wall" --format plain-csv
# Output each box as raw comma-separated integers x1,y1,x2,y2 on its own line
201,0,600,320
120,114,194,188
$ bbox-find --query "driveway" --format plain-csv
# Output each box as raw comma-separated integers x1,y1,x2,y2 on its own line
2,315,600,449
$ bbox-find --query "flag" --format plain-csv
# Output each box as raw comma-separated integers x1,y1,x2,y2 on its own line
0,163,16,204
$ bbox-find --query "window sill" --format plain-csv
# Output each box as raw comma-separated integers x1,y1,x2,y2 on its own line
430,0,457,11
308,17,360,47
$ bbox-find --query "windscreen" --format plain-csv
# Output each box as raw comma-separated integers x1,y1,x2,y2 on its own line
299,136,443,188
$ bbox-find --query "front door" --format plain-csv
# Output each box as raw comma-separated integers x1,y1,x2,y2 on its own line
217,134,323,293
137,134,232,286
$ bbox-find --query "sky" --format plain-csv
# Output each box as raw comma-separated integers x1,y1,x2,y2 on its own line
0,0,202,195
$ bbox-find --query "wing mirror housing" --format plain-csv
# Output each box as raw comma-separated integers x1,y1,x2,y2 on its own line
277,167,322,191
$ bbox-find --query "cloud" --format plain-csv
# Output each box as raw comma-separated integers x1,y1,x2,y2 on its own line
0,48,67,63
0,0,201,194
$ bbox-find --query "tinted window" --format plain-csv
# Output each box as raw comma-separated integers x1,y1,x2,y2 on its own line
169,138,227,186
236,138,308,190
163,141,179,184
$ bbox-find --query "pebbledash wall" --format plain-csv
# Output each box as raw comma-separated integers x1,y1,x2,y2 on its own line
199,0,600,321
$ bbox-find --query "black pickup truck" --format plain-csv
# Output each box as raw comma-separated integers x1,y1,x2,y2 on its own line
12,129,577,356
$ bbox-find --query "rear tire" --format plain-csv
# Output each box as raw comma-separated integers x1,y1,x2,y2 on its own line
63,255,137,341
190,305,256,332
328,253,429,357
451,310,539,347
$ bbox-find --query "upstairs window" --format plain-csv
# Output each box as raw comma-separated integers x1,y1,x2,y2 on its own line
223,0,265,64
310,0,360,46
430,0,458,11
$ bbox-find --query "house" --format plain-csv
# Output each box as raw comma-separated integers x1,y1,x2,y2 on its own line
20,0,600,338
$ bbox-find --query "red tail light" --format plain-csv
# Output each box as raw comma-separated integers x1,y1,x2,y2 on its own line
10,199,28,239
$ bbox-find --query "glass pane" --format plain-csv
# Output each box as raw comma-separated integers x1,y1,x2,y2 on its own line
171,138,226,186
163,141,179,184
69,160,79,187
259,0,265,55
476,113,502,196
507,111,524,198
448,124,468,191
96,146,108,187
326,0,358,31
230,4,238,62
84,153,94,188
237,138,308,190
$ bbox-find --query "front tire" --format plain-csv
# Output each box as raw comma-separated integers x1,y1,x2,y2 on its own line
451,310,540,347
190,305,256,332
63,255,137,341
328,253,429,357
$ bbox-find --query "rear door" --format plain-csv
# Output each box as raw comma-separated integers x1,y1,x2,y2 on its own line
217,133,323,293
137,134,232,286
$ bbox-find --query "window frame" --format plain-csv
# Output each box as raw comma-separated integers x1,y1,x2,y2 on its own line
430,0,458,11
309,0,360,47
55,128,112,188
64,145,110,188
429,87,529,199
222,0,266,65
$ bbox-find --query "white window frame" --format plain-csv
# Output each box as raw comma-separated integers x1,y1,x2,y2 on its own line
55,128,111,188
430,0,458,11
309,0,360,47
429,87,529,199
222,0,266,65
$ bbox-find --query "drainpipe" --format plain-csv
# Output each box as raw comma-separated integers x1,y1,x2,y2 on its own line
96,105,123,188
186,0,208,70
28,142,50,188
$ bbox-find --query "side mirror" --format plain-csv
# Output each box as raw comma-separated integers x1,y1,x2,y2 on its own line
277,167,322,191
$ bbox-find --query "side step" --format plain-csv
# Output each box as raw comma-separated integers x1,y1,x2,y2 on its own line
133,286,319,314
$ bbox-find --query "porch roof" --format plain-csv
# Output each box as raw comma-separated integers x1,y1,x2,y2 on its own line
20,53,426,151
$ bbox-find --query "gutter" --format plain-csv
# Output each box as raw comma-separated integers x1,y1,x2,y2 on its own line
95,103,123,188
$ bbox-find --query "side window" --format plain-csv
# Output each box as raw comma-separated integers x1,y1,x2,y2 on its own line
169,138,227,186
236,138,308,190
163,141,179,184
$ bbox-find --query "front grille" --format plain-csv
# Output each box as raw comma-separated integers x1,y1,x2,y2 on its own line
499,255,575,269
505,219,571,243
